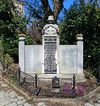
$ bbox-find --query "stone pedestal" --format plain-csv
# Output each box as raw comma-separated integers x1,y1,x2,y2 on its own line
51,88,60,93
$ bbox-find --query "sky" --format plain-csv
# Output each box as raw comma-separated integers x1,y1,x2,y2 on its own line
63,0,75,8
24,0,74,14
24,0,75,21
60,0,75,20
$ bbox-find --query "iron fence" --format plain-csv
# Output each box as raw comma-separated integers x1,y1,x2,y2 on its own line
17,69,74,97
4,67,78,98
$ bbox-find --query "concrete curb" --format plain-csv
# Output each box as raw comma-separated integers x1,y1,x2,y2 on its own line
77,86,100,100
2,77,100,104
32,98,84,106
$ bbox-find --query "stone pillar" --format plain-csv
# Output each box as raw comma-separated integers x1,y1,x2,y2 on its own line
57,35,60,74
42,16,59,74
76,34,85,81
19,34,25,72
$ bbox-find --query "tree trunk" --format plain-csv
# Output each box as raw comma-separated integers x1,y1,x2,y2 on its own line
40,0,64,21
53,0,64,21
41,0,53,20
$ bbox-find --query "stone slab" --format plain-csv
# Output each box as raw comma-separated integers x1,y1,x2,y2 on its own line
59,45,77,74
25,45,43,74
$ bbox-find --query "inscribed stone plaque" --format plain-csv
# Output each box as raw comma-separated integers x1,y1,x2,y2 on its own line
44,36,57,73
25,45,43,74
59,45,77,74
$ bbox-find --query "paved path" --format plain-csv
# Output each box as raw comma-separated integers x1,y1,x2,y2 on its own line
84,93,100,106
0,79,33,106
0,78,100,106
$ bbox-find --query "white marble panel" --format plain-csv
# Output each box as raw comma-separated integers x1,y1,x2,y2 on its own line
59,45,78,74
25,45,43,74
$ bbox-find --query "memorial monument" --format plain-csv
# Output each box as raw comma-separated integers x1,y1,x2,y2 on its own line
42,16,59,74
19,16,85,82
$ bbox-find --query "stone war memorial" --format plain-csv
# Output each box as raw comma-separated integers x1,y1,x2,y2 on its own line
19,16,85,82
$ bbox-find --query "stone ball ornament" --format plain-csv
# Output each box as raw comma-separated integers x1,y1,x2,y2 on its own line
42,16,59,35
48,15,55,21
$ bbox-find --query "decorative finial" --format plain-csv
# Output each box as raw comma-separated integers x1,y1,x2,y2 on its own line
48,16,54,21
19,33,25,37
76,34,83,41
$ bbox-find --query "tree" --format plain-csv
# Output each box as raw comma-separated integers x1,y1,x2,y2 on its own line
60,0,100,77
24,0,65,44
25,0,64,21
0,0,32,62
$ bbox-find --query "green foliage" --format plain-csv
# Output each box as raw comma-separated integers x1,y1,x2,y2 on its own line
24,0,65,44
60,0,100,77
0,0,32,62
25,34,35,45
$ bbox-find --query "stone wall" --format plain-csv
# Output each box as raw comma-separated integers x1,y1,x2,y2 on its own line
23,45,78,75
18,34,84,81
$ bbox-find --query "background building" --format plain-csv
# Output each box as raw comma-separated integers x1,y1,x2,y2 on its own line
13,0,24,16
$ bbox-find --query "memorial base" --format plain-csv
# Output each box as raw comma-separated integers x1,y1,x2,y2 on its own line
51,88,60,93
27,73,86,82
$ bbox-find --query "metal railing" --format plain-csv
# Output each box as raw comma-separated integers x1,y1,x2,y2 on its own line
4,66,78,98
8,68,41,96
17,69,74,97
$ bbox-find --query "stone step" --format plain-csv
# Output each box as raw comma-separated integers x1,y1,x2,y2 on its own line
20,73,72,82
23,73,85,82
27,73,74,79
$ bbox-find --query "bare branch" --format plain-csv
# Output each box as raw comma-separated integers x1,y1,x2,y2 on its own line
40,0,53,19
53,0,64,20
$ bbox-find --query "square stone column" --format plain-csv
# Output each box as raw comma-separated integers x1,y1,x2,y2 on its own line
42,16,60,74
76,34,85,81
19,34,25,72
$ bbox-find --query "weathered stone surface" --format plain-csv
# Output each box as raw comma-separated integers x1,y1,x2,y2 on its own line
0,79,31,106
14,98,18,102
17,100,25,105
97,100,100,103
9,98,15,103
19,36,25,72
1,78,100,106
94,103,100,106
37,102,46,106
22,99,26,102
24,103,32,106
9,91,17,98
17,96,24,100
97,94,100,100
25,45,43,73
59,45,77,74
1,83,7,87
84,102,94,106
0,91,5,97
7,102,17,106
